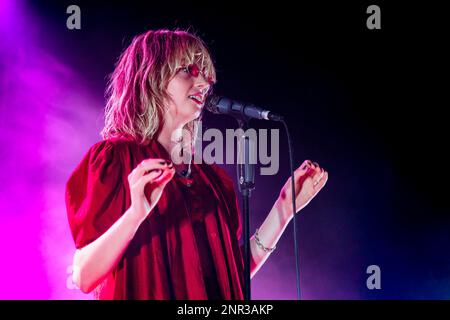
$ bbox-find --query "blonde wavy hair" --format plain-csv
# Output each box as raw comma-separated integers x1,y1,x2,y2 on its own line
101,29,216,145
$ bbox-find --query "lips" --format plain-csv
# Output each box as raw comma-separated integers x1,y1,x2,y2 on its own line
187,93,204,105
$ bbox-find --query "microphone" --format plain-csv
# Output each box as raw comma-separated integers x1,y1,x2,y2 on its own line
205,94,284,121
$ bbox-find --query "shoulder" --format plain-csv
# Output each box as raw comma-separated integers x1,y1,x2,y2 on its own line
85,137,140,164
88,137,134,155
68,137,139,182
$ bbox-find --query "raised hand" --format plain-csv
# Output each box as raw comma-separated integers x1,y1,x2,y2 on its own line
276,160,328,221
127,158,175,222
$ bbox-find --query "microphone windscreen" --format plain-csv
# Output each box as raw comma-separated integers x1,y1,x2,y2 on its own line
204,94,222,114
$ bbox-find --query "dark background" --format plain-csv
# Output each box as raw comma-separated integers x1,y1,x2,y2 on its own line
29,0,448,299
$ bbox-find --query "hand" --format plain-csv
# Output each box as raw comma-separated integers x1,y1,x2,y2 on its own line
127,158,175,222
276,160,328,222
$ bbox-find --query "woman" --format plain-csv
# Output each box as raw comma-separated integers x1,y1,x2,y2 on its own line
65,29,328,300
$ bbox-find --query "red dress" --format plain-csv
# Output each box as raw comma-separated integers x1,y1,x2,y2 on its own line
65,137,244,299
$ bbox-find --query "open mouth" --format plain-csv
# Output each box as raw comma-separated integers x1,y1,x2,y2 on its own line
188,95,203,105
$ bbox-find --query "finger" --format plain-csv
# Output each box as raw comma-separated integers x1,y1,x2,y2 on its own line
314,171,328,190
311,167,324,180
299,160,313,171
310,165,325,185
139,165,175,189
316,171,328,190
134,169,162,189
152,166,176,186
141,158,172,166
303,161,321,179
143,169,163,182
312,161,323,174
134,159,172,177
294,168,311,192
293,160,313,180
129,163,167,185
289,160,316,191
145,161,173,176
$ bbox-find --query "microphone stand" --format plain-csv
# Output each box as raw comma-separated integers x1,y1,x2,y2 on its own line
236,117,255,301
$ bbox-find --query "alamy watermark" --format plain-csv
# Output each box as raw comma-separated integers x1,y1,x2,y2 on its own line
66,5,81,30
169,121,280,175
366,264,381,290
366,5,381,30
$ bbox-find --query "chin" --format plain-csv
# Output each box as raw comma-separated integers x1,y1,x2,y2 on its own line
184,103,202,121
193,109,202,119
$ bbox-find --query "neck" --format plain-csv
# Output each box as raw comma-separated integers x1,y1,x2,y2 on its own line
157,115,185,150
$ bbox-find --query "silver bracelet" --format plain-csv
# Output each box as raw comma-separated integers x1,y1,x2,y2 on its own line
254,228,276,253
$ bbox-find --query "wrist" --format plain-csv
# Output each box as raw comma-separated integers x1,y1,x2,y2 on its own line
254,228,276,253
273,199,294,225
126,205,148,227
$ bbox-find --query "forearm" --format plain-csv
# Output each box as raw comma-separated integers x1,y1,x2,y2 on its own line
250,200,292,279
72,206,144,293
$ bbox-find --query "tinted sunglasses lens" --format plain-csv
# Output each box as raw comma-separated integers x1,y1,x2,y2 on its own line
187,64,200,77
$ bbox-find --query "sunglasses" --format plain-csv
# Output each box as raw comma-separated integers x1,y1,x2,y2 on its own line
178,63,214,85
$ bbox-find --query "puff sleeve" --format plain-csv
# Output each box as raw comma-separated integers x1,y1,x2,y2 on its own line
65,140,127,249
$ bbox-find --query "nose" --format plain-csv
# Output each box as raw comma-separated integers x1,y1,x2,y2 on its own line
194,73,210,94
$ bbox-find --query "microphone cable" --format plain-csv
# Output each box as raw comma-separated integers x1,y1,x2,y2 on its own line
281,119,301,300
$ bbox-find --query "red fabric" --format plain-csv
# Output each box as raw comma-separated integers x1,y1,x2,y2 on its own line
65,137,244,299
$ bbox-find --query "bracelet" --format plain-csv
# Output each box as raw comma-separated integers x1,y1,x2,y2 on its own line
254,228,276,253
